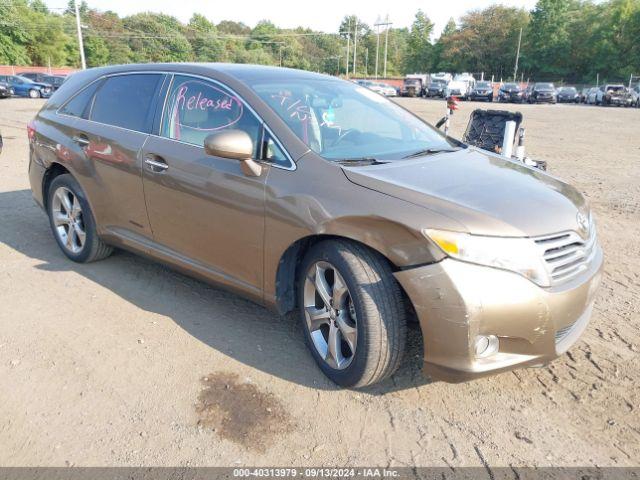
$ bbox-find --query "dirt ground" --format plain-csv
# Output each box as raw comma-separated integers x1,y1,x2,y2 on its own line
0,96,638,468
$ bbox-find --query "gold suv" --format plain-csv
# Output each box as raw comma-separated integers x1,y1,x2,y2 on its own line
28,64,603,387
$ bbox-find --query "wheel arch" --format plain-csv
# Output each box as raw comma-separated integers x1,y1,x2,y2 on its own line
42,162,71,211
272,216,431,318
274,234,399,316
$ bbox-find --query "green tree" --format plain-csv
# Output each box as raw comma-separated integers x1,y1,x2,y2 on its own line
187,14,223,62
525,0,574,78
0,0,32,64
437,6,528,79
404,10,434,73
123,13,193,62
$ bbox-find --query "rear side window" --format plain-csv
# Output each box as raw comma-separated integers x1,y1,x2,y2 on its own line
91,74,162,133
59,80,102,119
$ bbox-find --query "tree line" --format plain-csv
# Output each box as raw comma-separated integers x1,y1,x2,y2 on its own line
1,0,639,84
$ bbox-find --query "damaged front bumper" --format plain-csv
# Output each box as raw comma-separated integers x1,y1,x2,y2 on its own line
394,248,603,382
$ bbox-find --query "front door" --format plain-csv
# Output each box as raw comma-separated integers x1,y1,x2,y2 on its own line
141,74,268,299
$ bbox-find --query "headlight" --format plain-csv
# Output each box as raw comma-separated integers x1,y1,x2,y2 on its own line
423,229,550,286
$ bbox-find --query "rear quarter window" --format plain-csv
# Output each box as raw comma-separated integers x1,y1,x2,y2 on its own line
91,74,162,133
59,80,102,119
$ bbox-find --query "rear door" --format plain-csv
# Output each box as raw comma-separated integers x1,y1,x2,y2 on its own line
140,74,268,298
70,73,165,239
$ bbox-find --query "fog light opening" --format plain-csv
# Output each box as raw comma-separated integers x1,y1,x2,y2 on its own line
474,335,499,358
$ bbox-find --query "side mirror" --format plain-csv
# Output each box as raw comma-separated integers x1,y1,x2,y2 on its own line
204,130,262,177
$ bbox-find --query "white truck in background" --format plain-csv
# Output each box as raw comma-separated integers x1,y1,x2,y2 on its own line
445,73,476,100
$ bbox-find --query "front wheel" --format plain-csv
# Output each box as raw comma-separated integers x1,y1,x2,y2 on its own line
28,89,40,99
298,240,406,388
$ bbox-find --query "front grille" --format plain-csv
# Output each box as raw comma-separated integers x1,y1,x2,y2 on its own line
555,321,576,342
534,226,598,285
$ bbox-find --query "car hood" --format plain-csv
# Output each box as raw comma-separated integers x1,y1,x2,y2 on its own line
341,147,588,237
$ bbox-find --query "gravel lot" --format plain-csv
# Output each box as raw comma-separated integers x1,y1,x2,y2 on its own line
0,96,638,468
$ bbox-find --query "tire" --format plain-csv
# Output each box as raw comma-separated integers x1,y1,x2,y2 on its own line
298,239,406,388
47,174,113,263
28,89,40,99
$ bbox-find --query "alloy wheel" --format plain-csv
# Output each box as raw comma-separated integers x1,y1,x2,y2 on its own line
303,261,357,370
51,186,86,254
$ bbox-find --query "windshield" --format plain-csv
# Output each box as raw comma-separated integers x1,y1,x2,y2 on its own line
560,87,577,93
535,83,555,91
476,82,491,88
251,77,459,161
503,83,519,90
607,85,625,92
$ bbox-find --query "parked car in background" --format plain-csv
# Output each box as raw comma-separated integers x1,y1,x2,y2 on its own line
579,87,591,103
498,82,524,103
586,87,599,105
42,75,67,91
557,86,580,103
468,81,494,102
528,82,557,104
0,81,13,98
26,63,602,387
355,80,395,97
426,79,447,98
19,72,52,83
0,75,52,98
632,85,640,107
372,82,397,97
595,84,634,106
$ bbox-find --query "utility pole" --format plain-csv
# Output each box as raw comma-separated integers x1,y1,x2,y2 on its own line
365,48,368,76
374,16,392,79
513,27,522,82
353,19,358,77
383,15,391,78
374,18,381,79
345,17,351,78
74,0,86,70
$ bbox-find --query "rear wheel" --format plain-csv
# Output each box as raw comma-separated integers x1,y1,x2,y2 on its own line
47,174,113,263
28,89,40,99
298,240,406,388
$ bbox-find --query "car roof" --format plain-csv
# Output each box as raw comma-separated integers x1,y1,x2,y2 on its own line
78,63,338,83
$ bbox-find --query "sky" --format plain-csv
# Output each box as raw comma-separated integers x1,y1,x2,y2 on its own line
43,0,538,37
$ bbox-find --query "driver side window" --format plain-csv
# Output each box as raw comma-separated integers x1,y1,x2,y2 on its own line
161,75,261,158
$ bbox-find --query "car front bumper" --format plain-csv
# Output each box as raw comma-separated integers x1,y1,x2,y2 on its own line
394,247,603,382
470,92,493,100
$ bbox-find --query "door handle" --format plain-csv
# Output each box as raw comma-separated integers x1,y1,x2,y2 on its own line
72,135,90,147
144,155,169,172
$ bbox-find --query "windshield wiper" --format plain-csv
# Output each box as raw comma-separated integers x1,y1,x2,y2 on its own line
403,148,459,159
337,157,387,165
